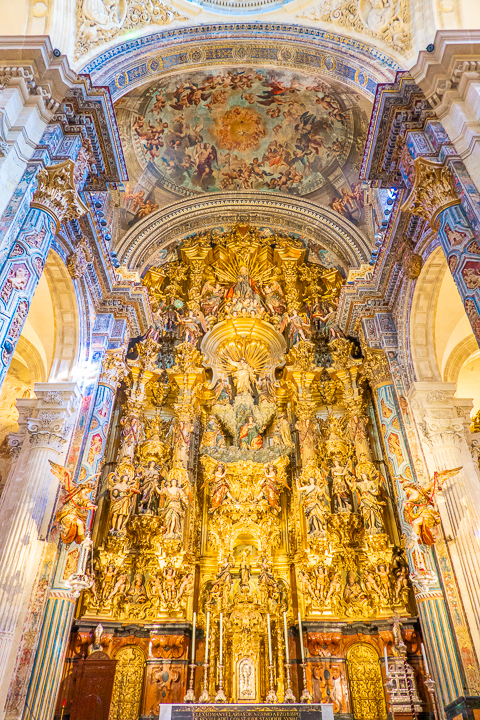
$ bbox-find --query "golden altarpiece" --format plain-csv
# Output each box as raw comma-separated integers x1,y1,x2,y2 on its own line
59,225,430,720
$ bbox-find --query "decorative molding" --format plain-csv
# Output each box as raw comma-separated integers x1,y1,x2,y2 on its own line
31,160,89,233
400,157,461,230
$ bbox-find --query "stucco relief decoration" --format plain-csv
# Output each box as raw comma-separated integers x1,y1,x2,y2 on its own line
400,157,461,231
31,160,89,232
76,0,188,58
298,0,411,54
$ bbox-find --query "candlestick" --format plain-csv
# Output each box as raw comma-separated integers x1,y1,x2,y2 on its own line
283,611,289,662
267,614,273,665
199,661,210,703
421,642,429,675
298,611,305,661
424,673,441,720
205,611,210,664
191,612,197,662
284,662,296,704
300,663,312,704
215,663,227,703
184,662,197,703
219,612,223,664
266,664,278,703
384,646,388,675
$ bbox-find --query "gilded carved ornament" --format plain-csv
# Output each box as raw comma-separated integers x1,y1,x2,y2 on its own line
31,160,89,232
99,347,128,389
361,346,392,388
400,157,461,231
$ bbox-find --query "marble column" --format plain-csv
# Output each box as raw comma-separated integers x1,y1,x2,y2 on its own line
23,349,128,720
409,381,480,666
362,349,465,706
0,383,80,710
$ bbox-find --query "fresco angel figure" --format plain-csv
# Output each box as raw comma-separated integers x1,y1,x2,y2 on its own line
49,461,100,545
401,468,461,545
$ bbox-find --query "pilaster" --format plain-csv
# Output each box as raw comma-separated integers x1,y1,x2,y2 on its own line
408,381,480,667
0,382,80,710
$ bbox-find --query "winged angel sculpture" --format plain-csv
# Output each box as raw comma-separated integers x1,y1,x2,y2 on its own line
402,467,461,546
49,461,100,545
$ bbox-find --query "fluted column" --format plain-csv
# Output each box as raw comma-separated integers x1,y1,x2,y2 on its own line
362,350,465,706
0,383,80,710
24,350,128,720
409,381,480,665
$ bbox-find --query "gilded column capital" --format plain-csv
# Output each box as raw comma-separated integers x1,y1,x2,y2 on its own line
99,347,128,391
31,159,88,232
361,346,392,389
400,157,460,230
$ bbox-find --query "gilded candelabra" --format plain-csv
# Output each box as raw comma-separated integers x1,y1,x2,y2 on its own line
284,662,296,703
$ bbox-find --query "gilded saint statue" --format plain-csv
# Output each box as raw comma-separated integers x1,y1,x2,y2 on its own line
230,357,257,396
108,473,141,534
297,464,330,537
159,473,191,538
330,455,355,513
355,454,386,534
256,464,288,513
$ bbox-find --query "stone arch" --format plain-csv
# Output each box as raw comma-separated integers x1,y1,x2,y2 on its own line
43,250,81,382
116,193,372,275
410,246,446,382
444,335,479,383
79,24,399,100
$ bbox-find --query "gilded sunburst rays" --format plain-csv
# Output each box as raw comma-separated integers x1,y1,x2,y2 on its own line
218,337,271,376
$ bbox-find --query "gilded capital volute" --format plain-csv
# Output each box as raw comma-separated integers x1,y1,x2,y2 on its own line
361,346,392,389
31,159,89,232
400,157,460,230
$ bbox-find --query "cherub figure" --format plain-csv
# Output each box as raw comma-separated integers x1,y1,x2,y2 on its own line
49,461,100,545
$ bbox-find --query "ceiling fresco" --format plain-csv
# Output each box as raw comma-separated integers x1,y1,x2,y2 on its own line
115,66,371,236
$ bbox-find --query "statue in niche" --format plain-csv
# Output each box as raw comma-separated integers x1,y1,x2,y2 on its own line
315,303,345,341
261,279,286,315
325,569,342,607
100,563,118,604
286,310,311,345
258,556,281,605
159,473,191,538
375,563,392,604
210,556,234,606
207,463,234,513
393,565,409,606
138,461,162,514
270,411,293,447
119,414,141,461
297,465,330,536
108,474,140,534
295,415,318,465
256,464,287,513
239,415,263,450
214,372,232,404
258,373,277,404
178,310,207,345
238,657,256,701
330,455,355,513
201,274,225,317
126,573,148,604
107,571,129,611
239,550,252,589
177,571,194,603
313,566,328,602
355,455,386,534
230,357,258,397
200,415,226,450
343,571,367,614
172,417,194,467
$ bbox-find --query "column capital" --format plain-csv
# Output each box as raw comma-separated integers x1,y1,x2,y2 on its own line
30,160,88,233
408,381,465,450
400,157,461,230
98,347,128,391
27,383,81,451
